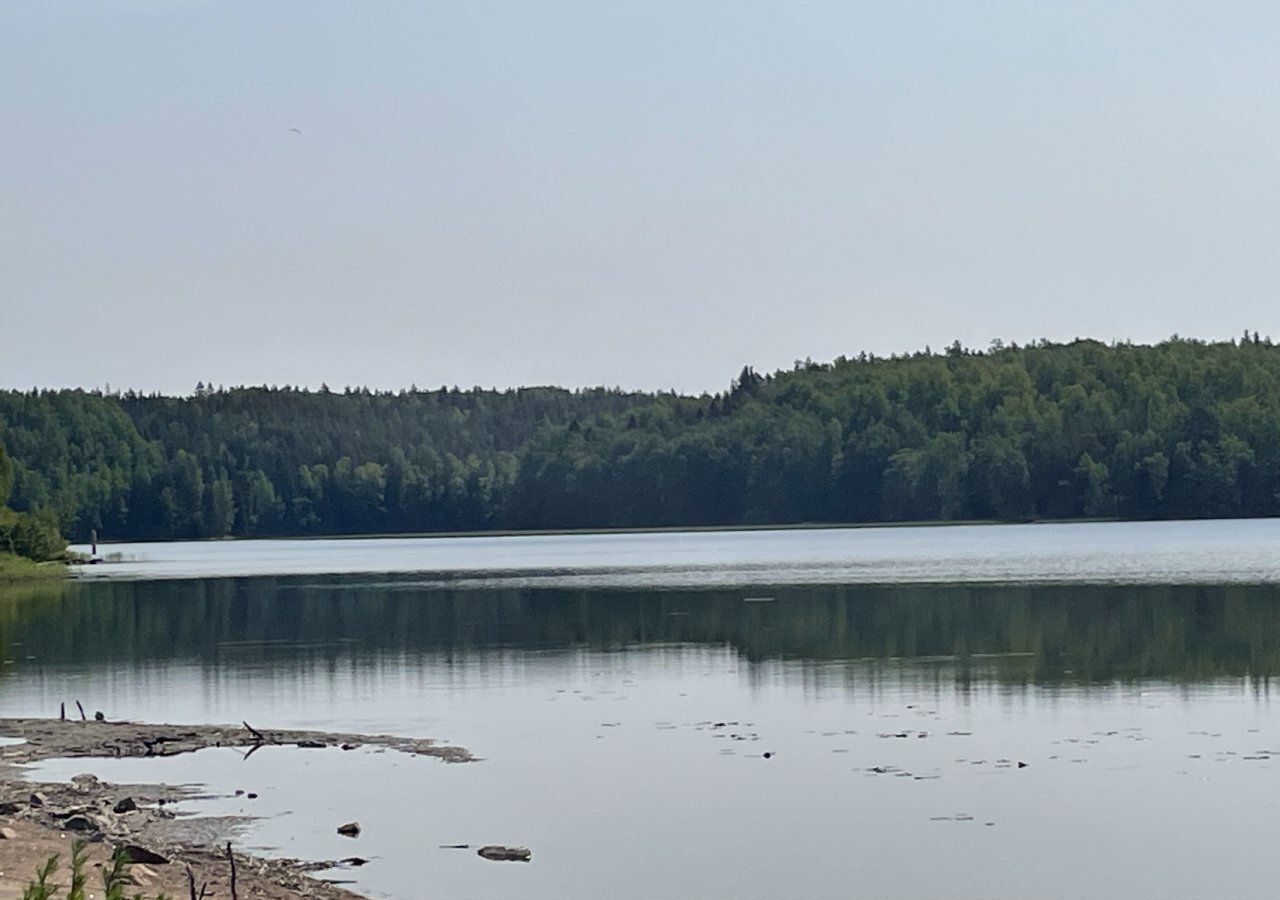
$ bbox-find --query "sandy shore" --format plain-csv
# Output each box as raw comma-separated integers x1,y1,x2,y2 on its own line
0,718,474,898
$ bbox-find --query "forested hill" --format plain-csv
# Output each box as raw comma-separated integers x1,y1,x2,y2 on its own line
2,337,1279,541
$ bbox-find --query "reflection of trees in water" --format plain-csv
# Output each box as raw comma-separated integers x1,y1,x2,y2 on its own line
5,579,1280,685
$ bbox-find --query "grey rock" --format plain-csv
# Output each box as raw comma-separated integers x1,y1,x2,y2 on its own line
120,844,169,864
337,821,361,837
477,845,532,862
113,796,138,814
62,814,98,833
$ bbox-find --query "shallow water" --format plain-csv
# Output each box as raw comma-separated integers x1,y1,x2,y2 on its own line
9,522,1280,898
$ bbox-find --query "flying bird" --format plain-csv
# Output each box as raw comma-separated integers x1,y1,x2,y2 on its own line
289,127,302,134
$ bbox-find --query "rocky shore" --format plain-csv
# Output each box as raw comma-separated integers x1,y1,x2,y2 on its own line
0,717,474,899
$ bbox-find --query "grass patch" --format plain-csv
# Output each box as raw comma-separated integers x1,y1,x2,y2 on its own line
0,552,65,583
24,840,170,900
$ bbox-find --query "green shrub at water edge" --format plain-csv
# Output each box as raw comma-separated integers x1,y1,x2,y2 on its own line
0,507,65,562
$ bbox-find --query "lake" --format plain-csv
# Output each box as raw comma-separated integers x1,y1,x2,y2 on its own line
6,520,1280,898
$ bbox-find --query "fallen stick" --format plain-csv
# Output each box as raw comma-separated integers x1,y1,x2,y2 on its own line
185,865,209,900
226,842,239,900
242,721,277,744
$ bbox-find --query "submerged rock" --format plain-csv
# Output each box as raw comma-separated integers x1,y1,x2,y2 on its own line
477,845,532,862
337,821,361,837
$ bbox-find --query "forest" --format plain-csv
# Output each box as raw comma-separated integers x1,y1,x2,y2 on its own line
1,335,1278,542
0,440,64,561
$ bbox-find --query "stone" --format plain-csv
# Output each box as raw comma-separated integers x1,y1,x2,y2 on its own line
131,864,157,883
337,821,361,837
120,844,170,865
113,796,138,814
477,845,532,862
62,814,98,833
0,801,20,815
0,826,17,840
28,792,46,808
94,711,105,721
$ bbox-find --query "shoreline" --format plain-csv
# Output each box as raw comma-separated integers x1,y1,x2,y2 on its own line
0,718,474,899
76,516,1124,548
0,553,68,584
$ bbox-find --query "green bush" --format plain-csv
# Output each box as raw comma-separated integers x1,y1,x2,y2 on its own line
0,507,65,562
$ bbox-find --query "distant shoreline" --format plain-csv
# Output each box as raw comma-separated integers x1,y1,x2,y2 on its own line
74,516,1142,546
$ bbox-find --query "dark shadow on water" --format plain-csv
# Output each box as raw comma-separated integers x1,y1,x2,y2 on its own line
4,577,1280,687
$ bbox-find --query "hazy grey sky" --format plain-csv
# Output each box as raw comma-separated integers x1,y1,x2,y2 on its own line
3,1,1278,395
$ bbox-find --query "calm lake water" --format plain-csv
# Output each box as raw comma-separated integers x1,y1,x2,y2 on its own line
6,520,1280,898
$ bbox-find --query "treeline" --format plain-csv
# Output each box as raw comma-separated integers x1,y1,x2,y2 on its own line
2,336,1280,541
0,441,64,560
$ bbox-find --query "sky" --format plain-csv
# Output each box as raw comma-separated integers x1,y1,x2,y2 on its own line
2,1,1278,396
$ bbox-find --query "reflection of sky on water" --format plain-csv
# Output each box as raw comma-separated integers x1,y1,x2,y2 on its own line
67,518,1280,585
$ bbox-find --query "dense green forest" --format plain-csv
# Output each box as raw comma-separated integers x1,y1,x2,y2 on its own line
0,440,64,561
2,336,1279,542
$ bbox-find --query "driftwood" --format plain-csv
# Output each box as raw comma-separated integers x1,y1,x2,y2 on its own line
186,864,209,900
226,842,239,900
242,721,273,743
